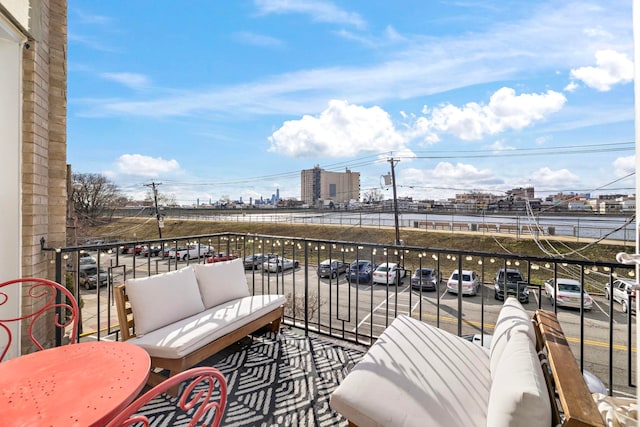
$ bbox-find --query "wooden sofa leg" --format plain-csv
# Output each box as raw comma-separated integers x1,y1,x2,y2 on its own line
147,369,181,397
147,370,167,388
270,317,282,333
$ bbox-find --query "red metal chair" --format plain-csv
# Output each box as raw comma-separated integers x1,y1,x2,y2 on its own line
0,277,80,360
106,366,227,427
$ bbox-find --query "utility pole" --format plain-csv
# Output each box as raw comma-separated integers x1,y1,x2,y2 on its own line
145,182,163,239
388,158,401,246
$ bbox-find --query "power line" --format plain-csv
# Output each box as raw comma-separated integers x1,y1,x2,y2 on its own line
119,141,635,204
131,141,633,189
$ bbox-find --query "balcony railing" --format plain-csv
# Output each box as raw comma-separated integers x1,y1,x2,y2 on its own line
44,232,636,397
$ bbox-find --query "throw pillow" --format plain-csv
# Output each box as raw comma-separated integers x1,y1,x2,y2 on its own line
125,266,205,336
193,258,250,309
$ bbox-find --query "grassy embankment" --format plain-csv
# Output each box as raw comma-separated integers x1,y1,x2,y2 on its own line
90,217,631,263
86,217,637,291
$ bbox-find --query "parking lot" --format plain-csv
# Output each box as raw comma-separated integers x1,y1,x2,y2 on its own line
78,252,636,397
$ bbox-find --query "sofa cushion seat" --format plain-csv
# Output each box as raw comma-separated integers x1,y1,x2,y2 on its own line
128,294,285,359
329,315,491,427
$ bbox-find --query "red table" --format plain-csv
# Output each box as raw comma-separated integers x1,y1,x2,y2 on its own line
0,341,150,427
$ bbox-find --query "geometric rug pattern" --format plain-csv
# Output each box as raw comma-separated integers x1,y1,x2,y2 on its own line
133,327,365,426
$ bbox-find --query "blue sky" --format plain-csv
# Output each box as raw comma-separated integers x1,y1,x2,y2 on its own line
67,0,635,205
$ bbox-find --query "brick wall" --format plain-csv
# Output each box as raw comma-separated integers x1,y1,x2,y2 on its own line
20,0,68,352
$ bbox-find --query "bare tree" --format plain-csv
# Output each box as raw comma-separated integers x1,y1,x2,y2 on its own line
71,173,125,226
363,188,384,203
144,190,177,207
284,292,323,320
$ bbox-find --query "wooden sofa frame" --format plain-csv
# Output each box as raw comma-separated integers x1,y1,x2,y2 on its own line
114,284,283,389
533,309,604,427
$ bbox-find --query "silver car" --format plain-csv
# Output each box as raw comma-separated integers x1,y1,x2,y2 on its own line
317,259,348,279
544,278,593,310
605,278,636,314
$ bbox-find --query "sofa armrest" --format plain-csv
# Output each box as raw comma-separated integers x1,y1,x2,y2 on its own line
534,310,605,427
115,284,135,341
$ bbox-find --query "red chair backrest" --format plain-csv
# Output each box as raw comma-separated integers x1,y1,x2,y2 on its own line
106,366,227,427
0,277,80,360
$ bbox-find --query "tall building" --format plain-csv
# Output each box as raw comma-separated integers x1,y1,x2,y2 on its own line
301,166,360,206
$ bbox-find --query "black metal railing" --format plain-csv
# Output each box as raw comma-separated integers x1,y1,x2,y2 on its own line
43,232,636,397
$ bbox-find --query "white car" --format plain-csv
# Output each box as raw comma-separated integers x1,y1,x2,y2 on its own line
446,269,479,296
372,262,405,285
544,278,593,310
605,278,636,313
263,257,299,273
168,244,212,260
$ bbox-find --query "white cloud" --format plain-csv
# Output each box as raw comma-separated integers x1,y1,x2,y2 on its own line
412,88,566,141
233,31,283,47
488,140,515,152
384,26,405,42
100,72,150,89
398,163,503,200
613,155,635,176
75,10,111,25
114,154,180,178
267,99,406,157
335,25,406,47
78,1,630,124
563,81,579,92
569,50,634,91
254,0,365,29
432,162,497,183
528,167,578,187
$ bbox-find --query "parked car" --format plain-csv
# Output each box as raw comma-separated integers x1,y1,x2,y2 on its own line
168,244,211,260
263,257,300,273
120,244,145,255
79,254,97,265
347,260,376,284
244,253,277,269
446,270,480,296
544,278,593,310
206,252,239,263
493,268,529,303
372,262,406,285
605,278,637,313
86,267,110,289
140,245,162,257
78,264,109,290
166,246,189,259
410,267,440,291
163,246,177,257
318,259,348,279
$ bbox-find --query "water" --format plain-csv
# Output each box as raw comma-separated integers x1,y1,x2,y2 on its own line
185,210,636,243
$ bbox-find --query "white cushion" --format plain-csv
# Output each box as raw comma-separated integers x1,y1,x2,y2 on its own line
487,330,551,427
125,266,205,336
193,258,250,309
330,315,491,427
490,297,535,378
127,294,285,359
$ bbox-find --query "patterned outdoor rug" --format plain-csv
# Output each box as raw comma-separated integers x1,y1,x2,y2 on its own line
135,327,365,426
